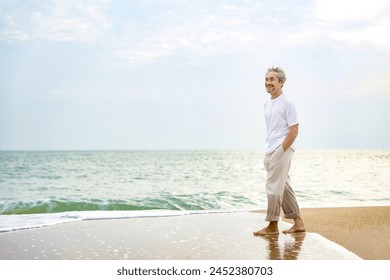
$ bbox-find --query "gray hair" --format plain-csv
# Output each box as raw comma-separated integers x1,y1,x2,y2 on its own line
266,67,286,83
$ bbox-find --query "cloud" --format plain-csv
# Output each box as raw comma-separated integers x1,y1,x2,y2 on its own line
0,0,111,42
315,0,390,50
109,1,286,66
111,0,390,67
316,0,390,22
329,19,390,50
114,14,264,66
0,14,29,40
2,0,389,66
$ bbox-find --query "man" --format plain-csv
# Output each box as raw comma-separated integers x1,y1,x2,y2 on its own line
254,67,306,235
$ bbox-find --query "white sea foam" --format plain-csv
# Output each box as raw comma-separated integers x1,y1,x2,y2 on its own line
0,212,80,233
0,209,252,233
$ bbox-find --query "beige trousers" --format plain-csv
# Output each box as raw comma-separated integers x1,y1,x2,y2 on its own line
264,145,300,221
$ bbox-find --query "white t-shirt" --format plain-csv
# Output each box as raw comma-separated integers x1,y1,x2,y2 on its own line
264,93,298,154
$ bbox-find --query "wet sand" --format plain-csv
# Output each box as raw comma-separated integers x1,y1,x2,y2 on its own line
0,209,368,260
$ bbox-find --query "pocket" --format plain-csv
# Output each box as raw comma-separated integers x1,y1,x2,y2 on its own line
271,145,285,165
276,145,285,156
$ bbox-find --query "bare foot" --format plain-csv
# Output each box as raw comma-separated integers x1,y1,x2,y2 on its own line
282,224,306,234
253,222,279,236
282,217,306,234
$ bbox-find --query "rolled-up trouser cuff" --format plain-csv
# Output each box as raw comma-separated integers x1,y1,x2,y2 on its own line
284,211,300,219
265,215,280,222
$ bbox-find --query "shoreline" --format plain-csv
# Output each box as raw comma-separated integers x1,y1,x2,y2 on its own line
0,206,388,260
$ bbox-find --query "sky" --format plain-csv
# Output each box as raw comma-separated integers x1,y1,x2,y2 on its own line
1,0,389,150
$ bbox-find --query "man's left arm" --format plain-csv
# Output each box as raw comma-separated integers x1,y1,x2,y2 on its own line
282,124,299,151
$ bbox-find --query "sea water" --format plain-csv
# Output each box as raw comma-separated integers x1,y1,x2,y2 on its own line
0,149,389,232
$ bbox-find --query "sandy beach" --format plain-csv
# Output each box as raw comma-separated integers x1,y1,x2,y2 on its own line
290,206,389,260
0,206,388,260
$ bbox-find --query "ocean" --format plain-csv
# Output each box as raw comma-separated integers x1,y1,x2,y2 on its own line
1,149,389,232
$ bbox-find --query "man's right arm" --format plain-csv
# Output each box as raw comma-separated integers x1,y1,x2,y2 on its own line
282,124,299,151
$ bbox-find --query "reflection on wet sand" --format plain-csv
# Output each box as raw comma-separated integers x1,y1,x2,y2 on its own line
257,233,306,260
0,212,360,260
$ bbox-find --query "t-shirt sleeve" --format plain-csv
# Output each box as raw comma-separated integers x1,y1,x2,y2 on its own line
285,101,299,127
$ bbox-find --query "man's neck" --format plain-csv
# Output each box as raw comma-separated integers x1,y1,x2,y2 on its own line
270,91,283,100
